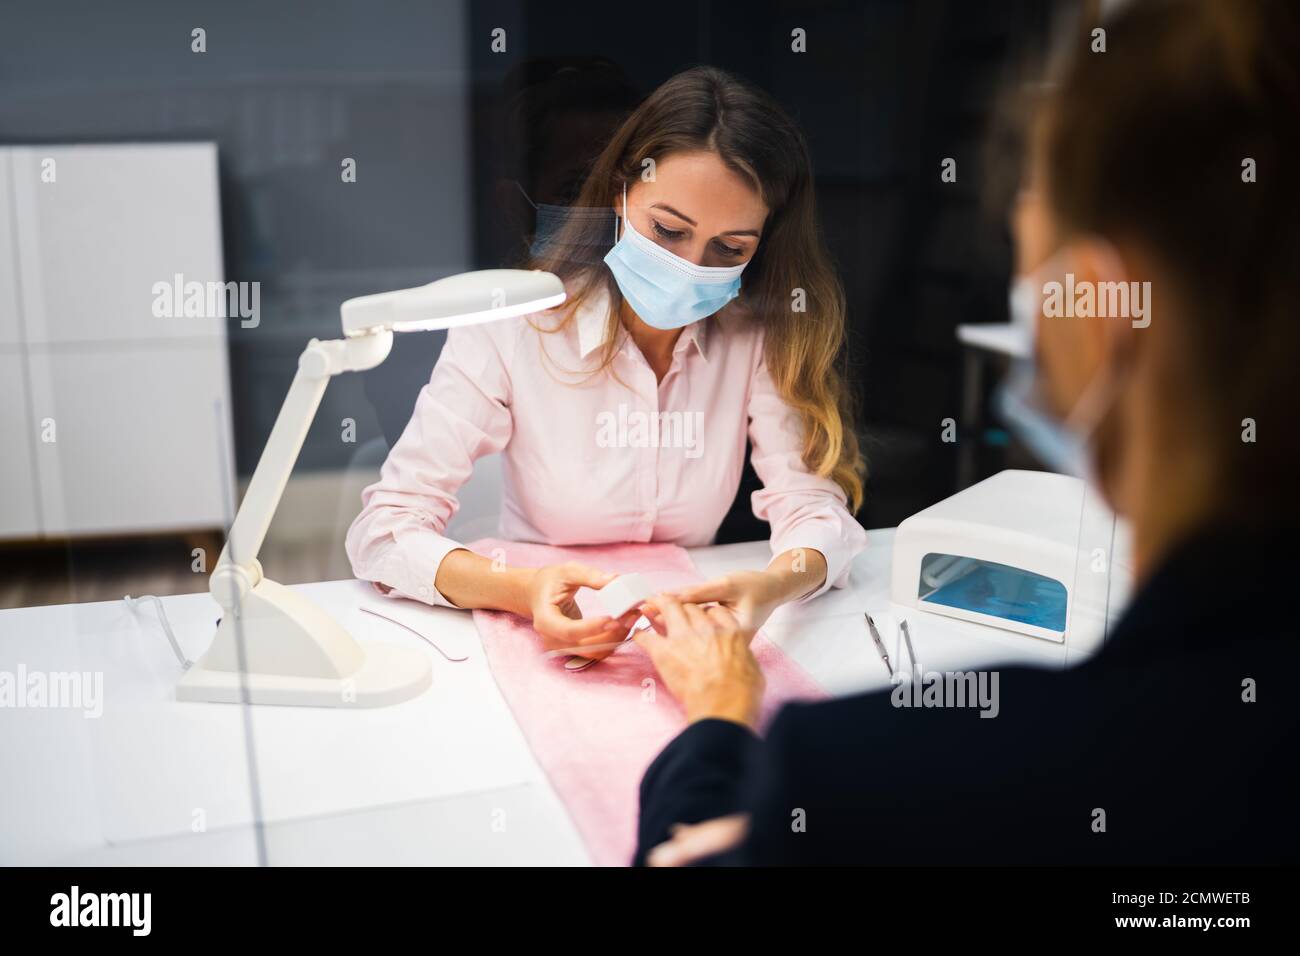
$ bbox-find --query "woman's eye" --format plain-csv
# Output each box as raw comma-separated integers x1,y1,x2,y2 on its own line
652,221,685,241
714,242,744,258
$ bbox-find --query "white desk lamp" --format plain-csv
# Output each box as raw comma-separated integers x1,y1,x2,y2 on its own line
177,269,566,707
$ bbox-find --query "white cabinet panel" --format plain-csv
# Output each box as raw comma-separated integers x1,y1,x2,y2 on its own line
0,152,22,346
0,352,41,537
11,143,226,346
28,345,232,536
0,142,231,541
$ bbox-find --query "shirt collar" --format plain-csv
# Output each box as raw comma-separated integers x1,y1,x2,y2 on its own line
574,288,711,362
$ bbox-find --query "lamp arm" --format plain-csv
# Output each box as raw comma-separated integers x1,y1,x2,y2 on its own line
210,331,393,610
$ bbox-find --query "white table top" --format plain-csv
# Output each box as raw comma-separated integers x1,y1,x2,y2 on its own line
0,530,1090,866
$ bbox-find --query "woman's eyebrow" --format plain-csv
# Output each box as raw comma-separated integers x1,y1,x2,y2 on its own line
651,202,697,225
650,202,760,238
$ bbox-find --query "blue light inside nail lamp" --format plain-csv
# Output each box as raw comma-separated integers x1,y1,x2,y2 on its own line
919,553,1067,633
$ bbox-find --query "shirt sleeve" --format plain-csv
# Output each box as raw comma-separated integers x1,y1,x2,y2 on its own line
634,718,764,865
344,321,515,608
746,336,868,602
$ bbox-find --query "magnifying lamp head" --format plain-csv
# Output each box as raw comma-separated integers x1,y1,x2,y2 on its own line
340,269,566,337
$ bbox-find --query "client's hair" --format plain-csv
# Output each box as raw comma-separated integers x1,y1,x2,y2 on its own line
1036,0,1300,508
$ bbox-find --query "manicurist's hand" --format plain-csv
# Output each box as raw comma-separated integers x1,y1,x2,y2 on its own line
646,549,828,639
660,570,785,639
634,593,764,728
526,562,641,660
665,572,774,639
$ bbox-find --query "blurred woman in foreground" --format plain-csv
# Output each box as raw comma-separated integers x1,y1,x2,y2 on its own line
633,0,1300,866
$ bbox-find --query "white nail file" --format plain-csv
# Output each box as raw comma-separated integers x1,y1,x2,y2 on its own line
594,573,654,618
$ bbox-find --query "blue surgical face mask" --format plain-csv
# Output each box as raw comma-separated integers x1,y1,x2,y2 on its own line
995,271,1121,483
602,184,747,330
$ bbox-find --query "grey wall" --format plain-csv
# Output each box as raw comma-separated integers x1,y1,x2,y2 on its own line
0,0,470,474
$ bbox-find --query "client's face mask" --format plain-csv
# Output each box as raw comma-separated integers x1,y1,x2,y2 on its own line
602,183,747,331
995,261,1124,484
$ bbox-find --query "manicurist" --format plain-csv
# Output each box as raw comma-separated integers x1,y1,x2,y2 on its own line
347,66,867,658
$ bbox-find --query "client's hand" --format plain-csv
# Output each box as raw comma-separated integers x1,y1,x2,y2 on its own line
647,814,750,867
634,593,764,729
526,563,640,660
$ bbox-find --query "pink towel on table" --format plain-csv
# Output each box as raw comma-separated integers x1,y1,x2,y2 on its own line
467,538,826,866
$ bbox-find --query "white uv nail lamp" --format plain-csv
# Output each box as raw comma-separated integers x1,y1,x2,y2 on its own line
890,470,1094,644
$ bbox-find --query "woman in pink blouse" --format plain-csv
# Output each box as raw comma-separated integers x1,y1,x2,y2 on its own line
347,66,868,659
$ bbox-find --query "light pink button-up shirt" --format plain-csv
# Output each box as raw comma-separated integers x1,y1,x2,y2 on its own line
345,289,867,608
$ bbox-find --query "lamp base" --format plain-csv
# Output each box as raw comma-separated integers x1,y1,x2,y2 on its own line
178,578,432,708
177,641,431,707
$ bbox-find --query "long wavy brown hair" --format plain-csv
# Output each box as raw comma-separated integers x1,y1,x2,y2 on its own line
527,65,865,512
